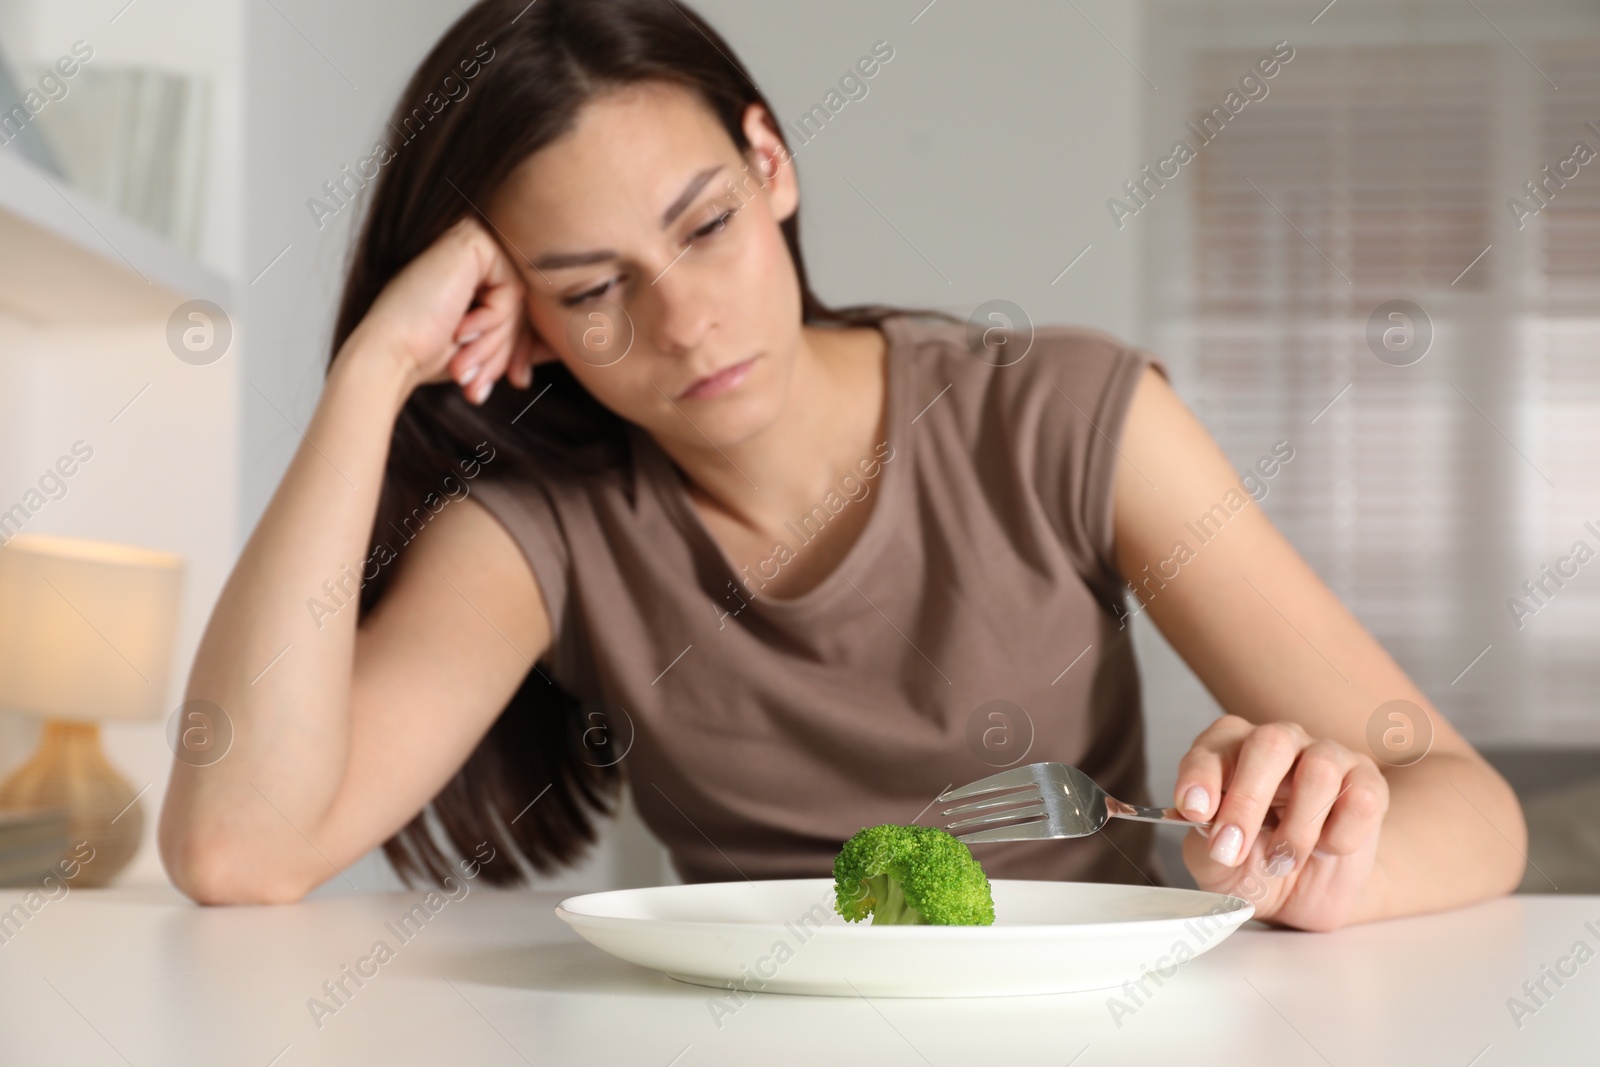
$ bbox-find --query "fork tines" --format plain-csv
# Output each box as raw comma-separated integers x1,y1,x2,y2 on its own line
936,764,1052,833
936,764,1046,804
945,800,1048,832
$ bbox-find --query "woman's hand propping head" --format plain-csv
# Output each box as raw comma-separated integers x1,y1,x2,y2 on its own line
344,215,559,406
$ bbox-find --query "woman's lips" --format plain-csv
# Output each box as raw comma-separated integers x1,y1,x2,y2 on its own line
677,355,758,400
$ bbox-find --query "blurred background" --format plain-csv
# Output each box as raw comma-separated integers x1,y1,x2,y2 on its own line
0,0,1595,896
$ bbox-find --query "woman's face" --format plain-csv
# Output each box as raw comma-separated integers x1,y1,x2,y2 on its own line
488,81,805,451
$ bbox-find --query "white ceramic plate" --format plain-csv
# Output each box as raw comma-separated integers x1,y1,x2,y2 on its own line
555,878,1254,997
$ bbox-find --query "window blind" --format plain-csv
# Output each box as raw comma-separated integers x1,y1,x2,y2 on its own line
1524,40,1600,732
1144,5,1600,742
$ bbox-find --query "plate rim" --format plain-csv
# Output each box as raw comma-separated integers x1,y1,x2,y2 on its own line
554,877,1256,934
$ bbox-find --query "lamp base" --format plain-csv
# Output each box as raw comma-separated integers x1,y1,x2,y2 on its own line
0,720,142,887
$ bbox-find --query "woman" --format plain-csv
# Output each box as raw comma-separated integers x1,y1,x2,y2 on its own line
159,0,1525,931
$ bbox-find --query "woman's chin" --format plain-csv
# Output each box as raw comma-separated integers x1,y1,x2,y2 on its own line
662,389,784,452
650,360,789,449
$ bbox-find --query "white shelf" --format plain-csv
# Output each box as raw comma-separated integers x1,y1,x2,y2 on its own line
0,148,230,326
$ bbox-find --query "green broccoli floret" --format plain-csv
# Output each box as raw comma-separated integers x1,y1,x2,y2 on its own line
832,824,995,926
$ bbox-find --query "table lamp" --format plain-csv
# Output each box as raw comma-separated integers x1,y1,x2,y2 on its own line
0,534,183,887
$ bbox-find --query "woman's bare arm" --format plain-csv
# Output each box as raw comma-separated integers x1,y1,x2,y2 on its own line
160,219,550,904
1111,366,1525,929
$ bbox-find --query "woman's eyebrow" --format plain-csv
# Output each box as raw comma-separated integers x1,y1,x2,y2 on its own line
660,163,725,227
529,164,727,272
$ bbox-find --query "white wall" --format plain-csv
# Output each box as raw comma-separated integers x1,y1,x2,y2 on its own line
698,0,1143,333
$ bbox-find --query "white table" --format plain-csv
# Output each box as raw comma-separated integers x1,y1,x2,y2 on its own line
0,883,1592,1065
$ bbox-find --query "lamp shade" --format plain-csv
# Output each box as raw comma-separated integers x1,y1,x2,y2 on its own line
0,534,183,722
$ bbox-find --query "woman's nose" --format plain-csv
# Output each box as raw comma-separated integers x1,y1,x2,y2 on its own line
645,258,719,359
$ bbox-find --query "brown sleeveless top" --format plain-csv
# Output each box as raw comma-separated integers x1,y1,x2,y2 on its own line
470,313,1168,887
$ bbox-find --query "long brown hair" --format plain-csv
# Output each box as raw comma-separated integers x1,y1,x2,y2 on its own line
333,0,961,887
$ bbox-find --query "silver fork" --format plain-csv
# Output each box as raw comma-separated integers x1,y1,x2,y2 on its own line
937,762,1209,844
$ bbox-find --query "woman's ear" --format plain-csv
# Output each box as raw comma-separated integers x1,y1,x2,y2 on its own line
740,102,798,222
528,321,560,364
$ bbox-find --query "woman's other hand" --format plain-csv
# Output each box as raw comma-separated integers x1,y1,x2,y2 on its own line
342,215,556,405
1174,715,1390,931
1111,365,1523,930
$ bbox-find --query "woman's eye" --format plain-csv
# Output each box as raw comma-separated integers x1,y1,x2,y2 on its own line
560,280,615,308
558,212,734,307
691,209,736,241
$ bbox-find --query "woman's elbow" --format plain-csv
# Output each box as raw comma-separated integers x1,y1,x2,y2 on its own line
159,821,314,906
1463,754,1529,898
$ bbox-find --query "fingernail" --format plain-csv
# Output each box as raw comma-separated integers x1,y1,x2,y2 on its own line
1182,786,1210,815
1209,824,1243,867
459,364,479,385
476,378,494,404
458,331,482,345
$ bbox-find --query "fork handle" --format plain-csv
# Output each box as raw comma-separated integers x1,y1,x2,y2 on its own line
1105,797,1211,830
1106,795,1288,830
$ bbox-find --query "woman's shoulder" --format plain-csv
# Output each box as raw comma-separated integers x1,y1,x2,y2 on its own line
883,310,1163,428
882,309,1162,585
885,309,1140,361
